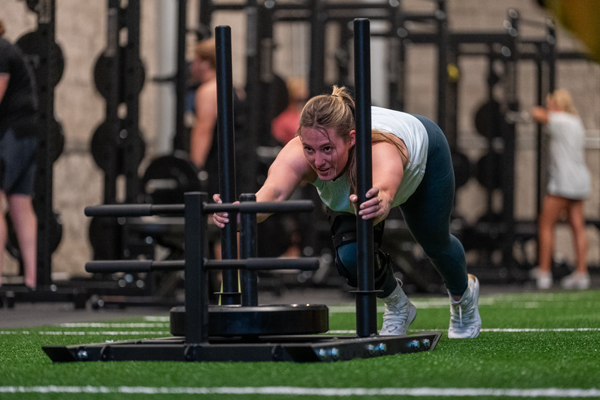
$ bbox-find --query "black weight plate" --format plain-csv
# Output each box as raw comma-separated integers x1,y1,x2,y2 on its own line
142,155,201,204
88,216,122,261
474,99,508,139
475,151,503,190
26,0,40,13
451,151,471,189
15,31,65,88
93,48,146,102
50,117,65,163
169,304,329,337
90,120,145,174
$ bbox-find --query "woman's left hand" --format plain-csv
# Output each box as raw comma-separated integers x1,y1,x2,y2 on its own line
349,187,388,224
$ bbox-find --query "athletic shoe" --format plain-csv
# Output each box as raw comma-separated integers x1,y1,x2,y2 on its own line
448,274,481,339
530,267,552,290
379,279,417,336
561,272,591,290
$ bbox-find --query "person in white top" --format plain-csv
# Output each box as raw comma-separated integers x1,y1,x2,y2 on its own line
531,89,591,290
213,86,481,338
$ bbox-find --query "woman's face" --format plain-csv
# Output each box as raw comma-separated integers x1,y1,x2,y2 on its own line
300,127,355,181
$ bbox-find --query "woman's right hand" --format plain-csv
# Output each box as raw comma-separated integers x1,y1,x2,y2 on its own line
212,194,229,228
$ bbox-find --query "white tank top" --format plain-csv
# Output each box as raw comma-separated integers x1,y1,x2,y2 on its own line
547,112,590,199
311,107,429,213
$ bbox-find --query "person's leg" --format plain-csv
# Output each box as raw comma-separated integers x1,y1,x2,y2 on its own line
567,199,588,274
538,195,567,273
401,115,467,299
7,195,37,289
406,115,479,339
0,191,6,287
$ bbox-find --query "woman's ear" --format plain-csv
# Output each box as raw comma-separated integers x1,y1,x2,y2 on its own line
349,130,356,146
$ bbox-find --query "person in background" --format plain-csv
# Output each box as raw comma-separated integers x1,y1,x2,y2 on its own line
271,77,309,146
531,89,591,290
189,38,219,194
214,86,481,338
0,20,39,290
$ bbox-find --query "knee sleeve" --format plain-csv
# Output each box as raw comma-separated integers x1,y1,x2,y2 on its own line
328,210,397,297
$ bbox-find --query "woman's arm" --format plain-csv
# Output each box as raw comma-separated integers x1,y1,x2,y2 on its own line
531,106,549,125
350,141,405,226
212,137,314,227
0,74,10,105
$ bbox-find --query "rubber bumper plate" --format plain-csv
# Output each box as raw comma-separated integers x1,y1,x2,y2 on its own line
170,304,329,336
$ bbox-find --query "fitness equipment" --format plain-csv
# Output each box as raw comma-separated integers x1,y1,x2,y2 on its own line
93,49,146,103
451,151,471,189
15,30,65,88
90,119,146,175
142,154,202,205
474,151,503,190
474,99,509,139
42,22,440,363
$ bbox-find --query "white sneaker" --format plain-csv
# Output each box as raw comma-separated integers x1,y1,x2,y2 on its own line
530,267,552,290
561,272,590,290
379,279,417,336
448,274,481,339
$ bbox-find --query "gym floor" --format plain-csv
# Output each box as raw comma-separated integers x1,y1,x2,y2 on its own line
2,280,597,330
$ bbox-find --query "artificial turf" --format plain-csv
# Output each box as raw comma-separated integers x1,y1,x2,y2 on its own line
1,290,599,399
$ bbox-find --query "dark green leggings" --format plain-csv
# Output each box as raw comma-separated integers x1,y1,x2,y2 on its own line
335,115,468,297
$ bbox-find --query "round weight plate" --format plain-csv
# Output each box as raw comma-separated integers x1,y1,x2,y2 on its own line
475,151,503,190
169,304,329,337
474,99,508,138
93,48,146,102
50,117,65,163
142,154,201,204
91,120,145,174
26,0,39,12
88,216,122,261
451,151,471,189
16,31,65,88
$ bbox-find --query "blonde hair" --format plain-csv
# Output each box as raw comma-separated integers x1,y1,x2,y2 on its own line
0,20,5,37
550,89,578,115
194,39,216,69
298,85,408,195
286,77,308,103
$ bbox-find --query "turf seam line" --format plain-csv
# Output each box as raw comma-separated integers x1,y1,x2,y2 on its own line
1,386,599,397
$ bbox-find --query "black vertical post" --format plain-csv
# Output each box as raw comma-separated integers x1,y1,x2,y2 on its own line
309,0,327,97
103,0,120,205
215,26,239,305
244,0,260,194
436,0,448,133
503,9,519,272
388,0,403,110
34,0,56,287
175,0,187,151
123,0,141,204
198,0,213,39
353,18,377,337
240,194,258,306
184,192,209,344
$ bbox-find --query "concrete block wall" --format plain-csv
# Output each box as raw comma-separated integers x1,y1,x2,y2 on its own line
2,0,599,280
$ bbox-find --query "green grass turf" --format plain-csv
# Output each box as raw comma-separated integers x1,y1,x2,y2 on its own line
1,290,599,399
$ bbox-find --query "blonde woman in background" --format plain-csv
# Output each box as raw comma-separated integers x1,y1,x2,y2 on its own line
531,89,591,290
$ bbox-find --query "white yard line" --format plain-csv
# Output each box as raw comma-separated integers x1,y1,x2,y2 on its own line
59,323,169,328
0,386,599,397
0,331,169,336
2,328,599,336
